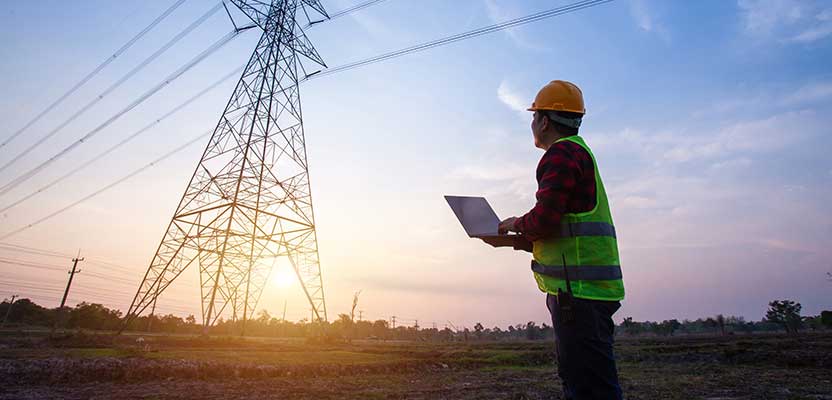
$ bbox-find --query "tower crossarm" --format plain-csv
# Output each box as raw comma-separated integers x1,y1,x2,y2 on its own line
229,0,328,68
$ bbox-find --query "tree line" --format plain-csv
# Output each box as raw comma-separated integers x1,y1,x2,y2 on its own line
1,297,829,340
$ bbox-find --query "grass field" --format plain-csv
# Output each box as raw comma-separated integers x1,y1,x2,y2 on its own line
0,331,829,399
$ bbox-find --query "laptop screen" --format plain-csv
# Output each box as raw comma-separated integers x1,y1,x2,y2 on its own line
444,195,501,237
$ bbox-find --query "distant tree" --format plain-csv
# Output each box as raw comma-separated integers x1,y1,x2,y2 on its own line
257,309,271,324
371,319,388,339
658,319,681,336
474,322,484,340
69,302,122,331
716,314,726,336
821,311,832,329
765,300,802,334
541,323,554,339
621,317,637,335
0,298,52,326
186,314,197,325
704,317,718,334
525,322,540,340
804,315,824,331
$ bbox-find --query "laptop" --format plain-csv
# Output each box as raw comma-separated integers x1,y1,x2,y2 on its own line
444,195,514,239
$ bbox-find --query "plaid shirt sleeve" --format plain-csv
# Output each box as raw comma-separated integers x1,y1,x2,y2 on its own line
513,142,585,242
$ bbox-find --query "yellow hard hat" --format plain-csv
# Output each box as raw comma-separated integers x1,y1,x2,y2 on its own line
527,80,585,114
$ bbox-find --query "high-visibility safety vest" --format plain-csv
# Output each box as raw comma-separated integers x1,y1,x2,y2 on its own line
531,135,625,301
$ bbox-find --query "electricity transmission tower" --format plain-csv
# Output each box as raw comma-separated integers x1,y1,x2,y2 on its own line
122,0,329,333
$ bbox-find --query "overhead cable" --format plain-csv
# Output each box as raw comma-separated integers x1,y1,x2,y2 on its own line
0,0,612,239
0,65,243,214
327,0,388,21
0,130,212,240
309,0,613,80
0,0,188,149
0,0,389,209
0,28,241,197
0,242,73,258
0,1,224,176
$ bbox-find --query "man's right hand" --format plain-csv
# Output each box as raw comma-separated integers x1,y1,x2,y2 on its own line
479,236,517,248
479,236,533,253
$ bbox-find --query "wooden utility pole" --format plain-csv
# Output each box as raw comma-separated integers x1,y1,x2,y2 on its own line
1,295,18,326
53,253,83,334
59,254,83,309
281,299,287,321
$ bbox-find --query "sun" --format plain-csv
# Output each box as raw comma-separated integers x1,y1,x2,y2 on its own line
271,265,296,288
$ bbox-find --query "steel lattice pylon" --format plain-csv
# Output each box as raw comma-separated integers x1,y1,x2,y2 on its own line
122,0,328,332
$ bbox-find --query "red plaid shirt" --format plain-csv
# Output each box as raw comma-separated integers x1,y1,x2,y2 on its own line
514,139,597,242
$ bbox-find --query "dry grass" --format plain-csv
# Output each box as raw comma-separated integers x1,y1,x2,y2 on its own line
0,331,829,399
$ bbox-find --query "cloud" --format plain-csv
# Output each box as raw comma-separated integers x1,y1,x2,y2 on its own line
631,109,817,164
630,0,654,32
791,23,832,42
629,0,671,43
450,163,528,182
496,80,529,116
781,81,832,105
618,195,658,210
692,80,832,118
738,0,832,43
709,157,752,171
447,161,536,202
738,0,804,35
591,105,831,257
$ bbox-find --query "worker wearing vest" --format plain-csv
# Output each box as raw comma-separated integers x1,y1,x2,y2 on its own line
481,80,624,399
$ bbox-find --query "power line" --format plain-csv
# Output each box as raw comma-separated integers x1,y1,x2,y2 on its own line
0,1,224,178
0,281,65,292
0,243,200,285
0,275,193,306
0,0,188,149
309,0,613,80
0,257,67,271
327,0,388,21
0,0,389,211
0,243,139,275
0,65,243,215
0,26,243,197
0,242,74,258
0,0,610,243
0,130,212,240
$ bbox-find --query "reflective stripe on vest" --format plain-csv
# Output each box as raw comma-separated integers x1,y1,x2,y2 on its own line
559,221,616,238
531,260,623,281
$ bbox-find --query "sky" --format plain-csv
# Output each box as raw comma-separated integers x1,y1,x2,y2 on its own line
0,0,830,329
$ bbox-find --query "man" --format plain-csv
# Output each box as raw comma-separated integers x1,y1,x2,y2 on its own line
482,80,624,399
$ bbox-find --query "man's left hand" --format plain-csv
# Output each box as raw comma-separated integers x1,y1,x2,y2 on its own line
498,217,518,234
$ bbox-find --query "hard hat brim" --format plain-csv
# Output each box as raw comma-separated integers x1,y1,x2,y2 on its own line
527,106,586,114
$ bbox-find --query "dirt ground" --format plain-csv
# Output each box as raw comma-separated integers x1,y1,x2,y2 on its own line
0,331,829,399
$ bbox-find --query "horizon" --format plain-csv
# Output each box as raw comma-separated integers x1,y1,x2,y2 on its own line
1,0,831,330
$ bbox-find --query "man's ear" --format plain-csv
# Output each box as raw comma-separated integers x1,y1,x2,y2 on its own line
539,113,549,132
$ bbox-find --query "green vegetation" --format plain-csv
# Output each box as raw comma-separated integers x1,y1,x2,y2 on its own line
0,331,829,399
1,298,828,342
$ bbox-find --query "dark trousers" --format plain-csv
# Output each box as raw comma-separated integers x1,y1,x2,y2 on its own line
546,293,622,400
